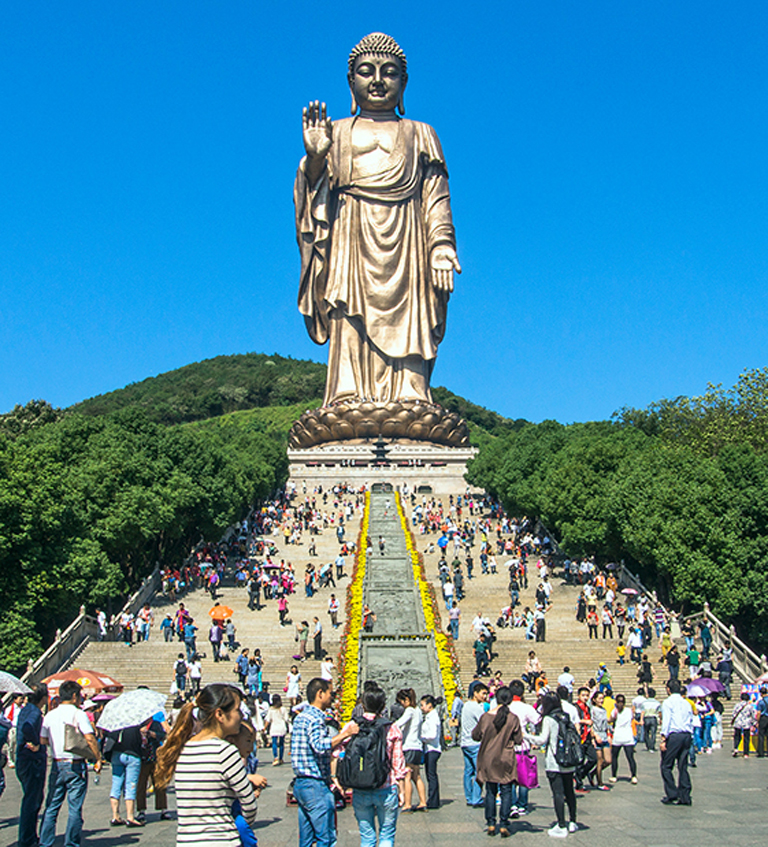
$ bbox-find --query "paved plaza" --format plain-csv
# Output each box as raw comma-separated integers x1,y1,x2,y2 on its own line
1,744,764,847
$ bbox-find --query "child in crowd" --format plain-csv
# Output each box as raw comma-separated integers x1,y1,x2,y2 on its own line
616,641,626,665
226,720,267,847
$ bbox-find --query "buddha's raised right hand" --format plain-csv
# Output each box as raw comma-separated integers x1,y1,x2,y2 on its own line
303,100,333,160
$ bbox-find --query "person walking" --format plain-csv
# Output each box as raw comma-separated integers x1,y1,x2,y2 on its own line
346,686,407,847
290,678,358,847
39,680,102,847
395,689,427,812
174,654,189,696
286,666,302,708
15,683,48,847
154,684,259,845
608,695,638,784
448,601,460,641
472,686,523,837
525,692,580,838
104,723,146,826
419,695,442,809
659,679,694,805
756,686,768,757
209,621,224,663
296,621,310,662
312,617,323,660
265,695,289,766
188,655,203,696
135,716,170,823
460,682,488,807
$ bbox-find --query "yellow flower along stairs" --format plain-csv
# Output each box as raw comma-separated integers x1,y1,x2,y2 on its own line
395,492,461,714
337,491,370,721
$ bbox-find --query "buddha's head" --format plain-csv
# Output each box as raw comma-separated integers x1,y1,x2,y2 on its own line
348,32,408,115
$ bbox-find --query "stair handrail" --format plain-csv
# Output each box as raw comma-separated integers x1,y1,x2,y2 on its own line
683,603,768,684
108,567,162,636
19,606,100,689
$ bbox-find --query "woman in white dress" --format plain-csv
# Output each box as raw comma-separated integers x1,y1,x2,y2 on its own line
285,665,301,707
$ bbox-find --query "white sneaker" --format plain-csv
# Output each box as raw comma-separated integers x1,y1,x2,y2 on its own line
568,822,579,833
548,825,568,838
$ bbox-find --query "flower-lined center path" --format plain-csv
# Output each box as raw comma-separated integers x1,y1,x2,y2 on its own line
350,489,453,708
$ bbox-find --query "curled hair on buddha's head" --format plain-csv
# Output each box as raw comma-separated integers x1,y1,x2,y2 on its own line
348,32,408,116
348,32,408,79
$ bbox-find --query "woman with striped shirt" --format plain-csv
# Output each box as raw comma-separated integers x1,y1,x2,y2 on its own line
155,684,259,845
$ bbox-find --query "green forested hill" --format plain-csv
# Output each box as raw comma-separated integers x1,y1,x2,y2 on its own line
71,353,328,424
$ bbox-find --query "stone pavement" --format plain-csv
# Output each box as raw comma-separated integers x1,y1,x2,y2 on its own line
1,745,764,847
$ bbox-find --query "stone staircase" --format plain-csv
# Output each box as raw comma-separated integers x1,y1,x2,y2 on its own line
75,514,362,697
74,498,672,705
418,544,670,699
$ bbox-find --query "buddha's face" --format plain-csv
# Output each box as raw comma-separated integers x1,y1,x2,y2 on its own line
350,53,405,113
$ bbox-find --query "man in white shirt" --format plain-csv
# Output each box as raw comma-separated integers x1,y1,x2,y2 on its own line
659,679,694,805
39,681,101,847
557,667,575,696
460,682,488,807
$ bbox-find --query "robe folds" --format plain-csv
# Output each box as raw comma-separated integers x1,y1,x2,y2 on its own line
295,117,456,406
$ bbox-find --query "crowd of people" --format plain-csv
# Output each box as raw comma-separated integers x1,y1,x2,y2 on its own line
5,482,768,847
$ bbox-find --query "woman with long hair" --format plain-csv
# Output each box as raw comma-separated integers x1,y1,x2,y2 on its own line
608,694,637,784
472,686,523,837
155,684,258,845
525,692,579,838
395,688,427,812
265,694,289,766
589,691,612,790
419,695,442,809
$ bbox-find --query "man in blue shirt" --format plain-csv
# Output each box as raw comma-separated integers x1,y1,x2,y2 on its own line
756,686,768,758
16,683,49,847
290,678,358,847
659,679,694,805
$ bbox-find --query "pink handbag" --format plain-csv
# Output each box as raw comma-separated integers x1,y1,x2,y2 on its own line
516,751,539,788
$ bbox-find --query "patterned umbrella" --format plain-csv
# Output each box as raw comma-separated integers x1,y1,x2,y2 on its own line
209,605,234,619
686,678,725,697
42,668,123,699
0,670,33,694
97,688,167,732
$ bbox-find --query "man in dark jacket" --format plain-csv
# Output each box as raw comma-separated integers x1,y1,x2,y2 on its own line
16,684,49,847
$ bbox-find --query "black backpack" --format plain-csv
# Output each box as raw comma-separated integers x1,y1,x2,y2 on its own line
552,710,584,769
175,659,187,676
337,718,390,790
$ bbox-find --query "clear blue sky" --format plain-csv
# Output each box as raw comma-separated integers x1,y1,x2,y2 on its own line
2,1,767,423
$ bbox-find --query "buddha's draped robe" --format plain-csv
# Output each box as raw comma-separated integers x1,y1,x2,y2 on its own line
295,117,456,405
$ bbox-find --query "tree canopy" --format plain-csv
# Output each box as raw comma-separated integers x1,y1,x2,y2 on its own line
468,368,768,651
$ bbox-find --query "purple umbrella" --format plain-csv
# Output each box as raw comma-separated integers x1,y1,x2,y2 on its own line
686,678,725,697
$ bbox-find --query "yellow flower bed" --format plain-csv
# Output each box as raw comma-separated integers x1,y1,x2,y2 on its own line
395,493,460,712
338,491,370,722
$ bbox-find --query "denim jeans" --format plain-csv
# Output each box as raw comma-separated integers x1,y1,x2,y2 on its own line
462,744,482,805
271,735,285,761
39,760,88,847
110,752,142,801
449,619,459,641
293,777,335,847
352,784,399,847
16,754,47,847
484,781,513,827
511,783,529,811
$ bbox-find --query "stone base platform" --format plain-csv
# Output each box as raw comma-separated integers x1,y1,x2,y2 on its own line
288,442,478,496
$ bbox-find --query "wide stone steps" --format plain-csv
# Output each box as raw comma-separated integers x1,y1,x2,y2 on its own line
75,515,361,697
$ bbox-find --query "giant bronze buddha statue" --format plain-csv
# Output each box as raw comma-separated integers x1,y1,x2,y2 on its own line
289,33,469,449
